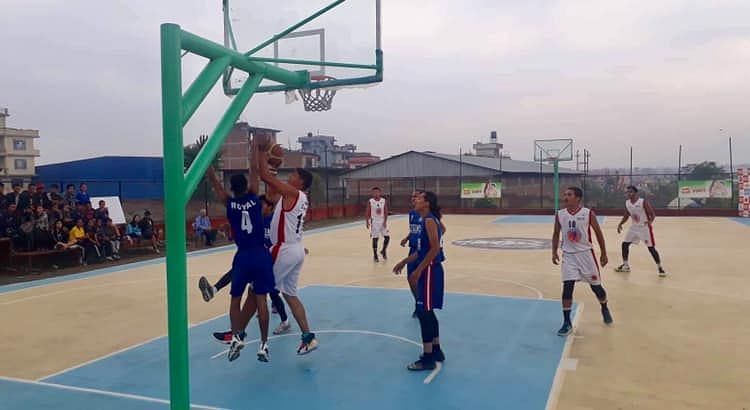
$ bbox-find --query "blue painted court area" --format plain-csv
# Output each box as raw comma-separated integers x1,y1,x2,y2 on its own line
494,214,605,224
5,286,572,410
731,217,750,226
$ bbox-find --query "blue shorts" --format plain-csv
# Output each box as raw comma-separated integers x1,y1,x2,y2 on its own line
414,262,444,312
229,246,275,297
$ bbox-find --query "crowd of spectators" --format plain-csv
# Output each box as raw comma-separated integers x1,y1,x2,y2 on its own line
1,182,160,267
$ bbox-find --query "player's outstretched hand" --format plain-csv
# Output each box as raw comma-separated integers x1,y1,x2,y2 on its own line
617,224,623,234
552,251,560,265
400,238,408,247
600,253,609,267
393,261,406,275
304,248,309,255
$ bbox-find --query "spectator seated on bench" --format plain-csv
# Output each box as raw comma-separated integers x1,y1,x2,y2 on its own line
192,209,217,247
124,213,159,254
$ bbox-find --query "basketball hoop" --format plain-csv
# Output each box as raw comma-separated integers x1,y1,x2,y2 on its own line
295,75,337,112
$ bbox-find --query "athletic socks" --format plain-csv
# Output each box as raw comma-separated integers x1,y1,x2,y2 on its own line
562,308,572,325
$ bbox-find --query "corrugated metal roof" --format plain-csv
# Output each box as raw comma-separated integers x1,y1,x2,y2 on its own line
421,152,579,174
342,150,579,178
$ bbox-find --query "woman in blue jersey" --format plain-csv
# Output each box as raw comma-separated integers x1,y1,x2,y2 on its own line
393,191,446,371
399,190,447,318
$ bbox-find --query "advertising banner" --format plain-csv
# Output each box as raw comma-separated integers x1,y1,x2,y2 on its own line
461,182,501,199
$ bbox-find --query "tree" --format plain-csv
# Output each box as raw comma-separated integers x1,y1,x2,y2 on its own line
183,134,223,212
688,161,725,180
687,161,731,209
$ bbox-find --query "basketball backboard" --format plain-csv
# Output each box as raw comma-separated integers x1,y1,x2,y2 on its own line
222,0,382,96
534,139,574,163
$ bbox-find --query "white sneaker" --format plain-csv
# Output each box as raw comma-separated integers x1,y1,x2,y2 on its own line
658,267,667,277
615,264,631,273
273,321,291,335
228,334,245,362
257,342,270,362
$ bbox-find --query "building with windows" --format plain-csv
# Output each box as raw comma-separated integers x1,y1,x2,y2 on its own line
0,108,40,186
298,132,379,168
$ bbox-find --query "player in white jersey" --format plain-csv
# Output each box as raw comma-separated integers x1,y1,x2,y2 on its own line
259,153,319,355
615,186,666,277
366,187,390,262
552,187,613,336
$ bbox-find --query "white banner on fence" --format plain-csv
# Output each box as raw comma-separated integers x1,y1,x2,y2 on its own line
90,196,127,224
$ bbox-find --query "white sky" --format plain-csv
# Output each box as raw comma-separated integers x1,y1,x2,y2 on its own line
1,0,749,169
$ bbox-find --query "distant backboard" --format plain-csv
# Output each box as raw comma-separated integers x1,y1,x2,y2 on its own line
533,139,574,163
222,0,382,95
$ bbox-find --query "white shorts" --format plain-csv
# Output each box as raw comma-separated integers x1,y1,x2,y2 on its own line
370,220,390,238
625,225,655,247
562,251,602,285
270,243,305,297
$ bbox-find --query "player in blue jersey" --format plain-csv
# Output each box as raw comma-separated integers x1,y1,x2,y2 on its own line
400,190,447,318
200,194,292,342
204,140,275,362
393,191,446,371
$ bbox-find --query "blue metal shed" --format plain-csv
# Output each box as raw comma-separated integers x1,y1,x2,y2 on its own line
34,156,164,199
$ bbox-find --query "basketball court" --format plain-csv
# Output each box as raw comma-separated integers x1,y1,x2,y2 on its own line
1,215,748,409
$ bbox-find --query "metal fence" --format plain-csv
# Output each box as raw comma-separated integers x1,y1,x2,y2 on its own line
35,169,739,224
343,171,739,211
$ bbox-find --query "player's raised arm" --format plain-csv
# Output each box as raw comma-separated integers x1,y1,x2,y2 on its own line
552,215,561,265
207,166,229,204
590,210,608,267
248,138,260,195
258,150,299,201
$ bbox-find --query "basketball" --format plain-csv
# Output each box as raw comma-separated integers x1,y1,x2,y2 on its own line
267,143,284,169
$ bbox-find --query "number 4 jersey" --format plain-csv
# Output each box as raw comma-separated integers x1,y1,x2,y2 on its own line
270,190,309,246
227,193,266,249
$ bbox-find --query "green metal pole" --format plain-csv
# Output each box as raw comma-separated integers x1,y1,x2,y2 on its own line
180,29,307,88
182,56,231,126
246,56,377,70
183,73,264,201
553,160,560,211
160,23,190,410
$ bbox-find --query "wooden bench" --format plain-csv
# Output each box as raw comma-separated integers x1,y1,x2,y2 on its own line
10,247,84,273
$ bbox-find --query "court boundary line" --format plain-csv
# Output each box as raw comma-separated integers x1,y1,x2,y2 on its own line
471,275,544,299
0,218,384,296
2,272,228,306
0,375,227,410
37,312,228,382
316,283,559,303
209,328,438,384
493,215,606,224
544,302,584,410
36,284,310,381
